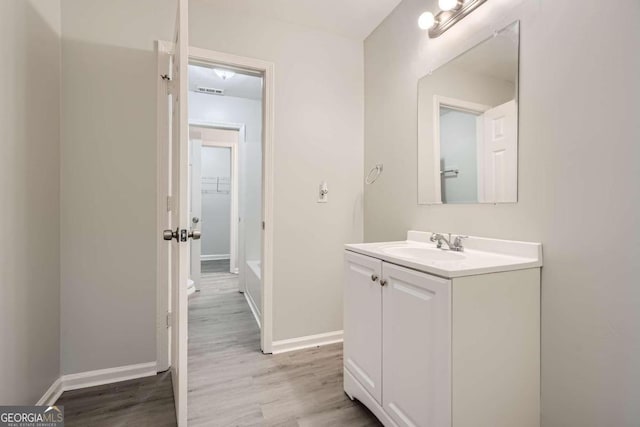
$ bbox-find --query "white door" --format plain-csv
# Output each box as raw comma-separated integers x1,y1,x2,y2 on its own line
344,251,383,404
382,263,451,427
167,0,190,425
190,136,202,289
480,100,518,203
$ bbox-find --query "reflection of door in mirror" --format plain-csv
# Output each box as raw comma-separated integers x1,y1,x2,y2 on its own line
478,100,517,203
418,21,519,205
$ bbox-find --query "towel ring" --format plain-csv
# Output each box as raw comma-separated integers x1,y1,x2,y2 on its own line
366,164,384,185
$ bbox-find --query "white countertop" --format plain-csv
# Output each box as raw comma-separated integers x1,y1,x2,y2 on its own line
345,231,542,279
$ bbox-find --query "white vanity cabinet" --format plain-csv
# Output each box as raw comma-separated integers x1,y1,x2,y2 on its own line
344,236,541,427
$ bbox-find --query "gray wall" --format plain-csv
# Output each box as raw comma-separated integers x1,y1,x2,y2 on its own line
364,0,640,426
0,0,61,404
59,0,174,374
59,0,363,375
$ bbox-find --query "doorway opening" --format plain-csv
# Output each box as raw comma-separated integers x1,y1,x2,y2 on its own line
156,44,275,390
187,61,263,325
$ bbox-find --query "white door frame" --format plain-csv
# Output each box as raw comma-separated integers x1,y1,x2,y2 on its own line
156,43,276,366
432,95,490,204
190,122,242,276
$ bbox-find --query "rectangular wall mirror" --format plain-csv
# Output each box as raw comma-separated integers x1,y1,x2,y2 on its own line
418,21,520,204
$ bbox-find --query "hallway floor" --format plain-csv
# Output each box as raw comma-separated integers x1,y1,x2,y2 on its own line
188,262,381,426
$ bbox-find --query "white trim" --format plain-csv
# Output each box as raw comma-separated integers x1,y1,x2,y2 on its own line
271,331,344,355
36,378,63,406
157,43,276,359
201,254,230,261
244,292,262,330
36,362,157,405
432,95,490,205
62,362,157,392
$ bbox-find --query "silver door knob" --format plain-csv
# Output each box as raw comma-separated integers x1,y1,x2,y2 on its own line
371,274,379,282
192,217,200,224
163,228,178,241
189,229,201,240
380,279,388,287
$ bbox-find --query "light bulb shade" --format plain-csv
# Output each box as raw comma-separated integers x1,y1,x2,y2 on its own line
438,0,459,11
418,11,436,30
214,69,235,80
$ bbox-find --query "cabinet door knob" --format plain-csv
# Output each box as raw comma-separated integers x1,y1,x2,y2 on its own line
380,279,388,287
371,274,379,282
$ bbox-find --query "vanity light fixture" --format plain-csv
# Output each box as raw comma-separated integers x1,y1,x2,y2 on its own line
418,0,488,38
214,68,235,80
418,11,436,30
438,0,460,11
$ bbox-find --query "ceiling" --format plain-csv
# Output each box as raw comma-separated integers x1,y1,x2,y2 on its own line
198,0,403,40
189,64,263,100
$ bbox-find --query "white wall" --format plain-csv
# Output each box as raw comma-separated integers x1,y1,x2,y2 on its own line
364,0,640,425
200,146,231,257
188,6,365,341
0,0,61,404
59,0,175,375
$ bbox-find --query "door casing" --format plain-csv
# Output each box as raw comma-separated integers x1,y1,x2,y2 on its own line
155,43,276,378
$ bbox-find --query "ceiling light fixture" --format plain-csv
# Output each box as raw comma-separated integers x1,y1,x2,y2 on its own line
214,69,235,80
419,0,488,38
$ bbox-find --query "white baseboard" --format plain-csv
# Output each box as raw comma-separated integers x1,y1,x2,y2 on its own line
63,362,157,391
36,378,63,406
244,291,261,330
271,330,343,354
201,254,230,261
37,361,158,404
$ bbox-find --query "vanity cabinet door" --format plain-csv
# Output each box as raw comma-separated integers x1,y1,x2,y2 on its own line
344,251,383,404
382,262,451,427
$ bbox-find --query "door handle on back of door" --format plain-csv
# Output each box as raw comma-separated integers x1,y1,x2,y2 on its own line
163,228,201,241
163,228,179,241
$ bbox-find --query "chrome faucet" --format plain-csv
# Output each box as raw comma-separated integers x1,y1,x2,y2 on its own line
430,233,468,252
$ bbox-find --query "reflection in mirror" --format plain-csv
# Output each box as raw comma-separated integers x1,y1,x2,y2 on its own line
418,21,519,204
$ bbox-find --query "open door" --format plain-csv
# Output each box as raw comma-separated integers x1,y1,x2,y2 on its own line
162,0,191,425
480,100,518,202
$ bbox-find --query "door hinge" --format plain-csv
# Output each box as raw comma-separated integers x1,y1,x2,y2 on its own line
262,221,265,230
166,195,172,212
166,312,172,328
162,74,176,95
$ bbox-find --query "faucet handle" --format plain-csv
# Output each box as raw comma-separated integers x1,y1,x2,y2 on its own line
453,235,468,250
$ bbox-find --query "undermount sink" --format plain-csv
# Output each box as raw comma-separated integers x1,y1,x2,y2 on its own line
381,245,465,261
